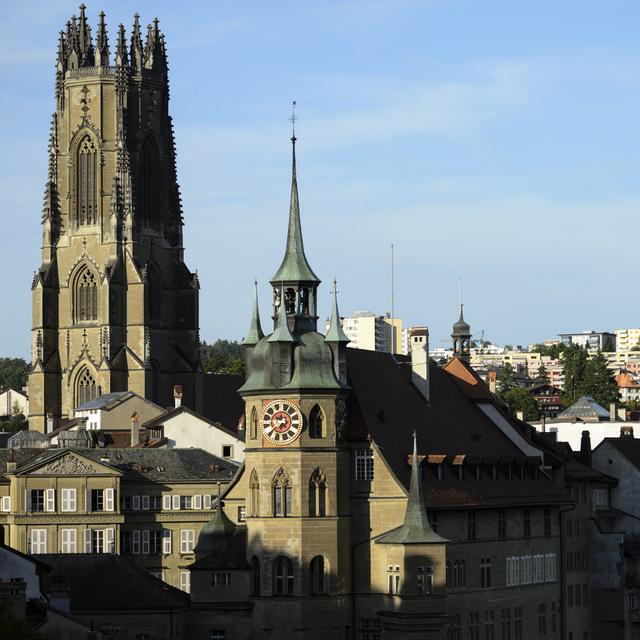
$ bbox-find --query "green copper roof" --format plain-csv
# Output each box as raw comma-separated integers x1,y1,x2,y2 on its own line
325,281,350,344
268,283,295,343
377,432,447,545
270,137,320,285
452,304,471,336
283,331,341,390
242,281,265,346
194,485,237,556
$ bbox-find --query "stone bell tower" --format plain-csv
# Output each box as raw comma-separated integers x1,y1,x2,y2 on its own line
29,5,201,432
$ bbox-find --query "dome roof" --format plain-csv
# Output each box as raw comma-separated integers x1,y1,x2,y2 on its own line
285,331,341,390
452,305,471,336
195,495,237,557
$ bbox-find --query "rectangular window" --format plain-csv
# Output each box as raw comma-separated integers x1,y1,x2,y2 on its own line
238,506,246,522
151,495,162,510
468,511,477,541
29,529,47,554
132,530,141,554
61,528,76,553
537,603,546,636
162,529,172,554
61,488,77,512
121,530,132,554
500,609,511,640
359,618,381,640
523,509,531,538
568,584,574,607
180,529,195,554
180,571,191,594
222,445,233,458
204,494,212,509
481,558,492,589
45,488,55,512
1,495,10,512
484,611,495,640
91,489,104,512
194,495,203,510
121,496,132,511
498,509,506,539
355,449,374,481
212,573,233,587
468,612,480,640
514,608,523,640
30,489,45,513
162,494,172,510
172,494,181,510
92,529,105,554
132,495,141,510
180,496,193,510
417,565,433,595
149,530,163,554
544,508,551,536
142,530,150,554
142,495,150,510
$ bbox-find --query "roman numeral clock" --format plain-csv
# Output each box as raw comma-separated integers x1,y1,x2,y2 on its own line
260,400,303,445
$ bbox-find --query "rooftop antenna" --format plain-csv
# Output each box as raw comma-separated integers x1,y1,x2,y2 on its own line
458,276,462,309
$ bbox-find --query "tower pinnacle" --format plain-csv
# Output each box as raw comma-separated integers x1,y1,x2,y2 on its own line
325,280,349,344
243,281,265,346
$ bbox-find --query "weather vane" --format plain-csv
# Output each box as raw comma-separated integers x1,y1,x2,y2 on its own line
289,100,297,138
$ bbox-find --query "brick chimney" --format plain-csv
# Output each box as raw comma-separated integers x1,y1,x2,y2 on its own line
6,448,16,473
130,412,140,447
487,370,497,394
173,385,183,409
410,327,430,402
621,425,634,438
610,402,618,422
580,430,592,467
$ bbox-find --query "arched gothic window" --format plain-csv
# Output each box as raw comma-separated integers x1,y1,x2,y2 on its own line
250,407,258,440
140,139,161,227
77,135,97,225
76,367,98,408
249,469,260,517
251,556,261,596
273,556,294,595
309,556,327,595
75,267,98,323
308,404,325,439
272,468,292,517
309,468,327,517
144,266,162,323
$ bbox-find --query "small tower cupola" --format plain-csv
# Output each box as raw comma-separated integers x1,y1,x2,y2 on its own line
452,304,471,362
325,280,350,386
270,111,320,335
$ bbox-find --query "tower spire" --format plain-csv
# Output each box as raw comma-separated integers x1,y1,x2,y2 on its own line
77,4,94,66
325,280,349,344
115,23,128,66
130,13,143,70
270,105,320,285
452,279,471,361
95,11,109,66
378,432,446,544
243,280,265,346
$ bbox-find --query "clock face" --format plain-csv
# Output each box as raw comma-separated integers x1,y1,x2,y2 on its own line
260,400,303,445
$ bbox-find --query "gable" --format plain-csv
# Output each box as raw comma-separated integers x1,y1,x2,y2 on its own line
19,451,121,477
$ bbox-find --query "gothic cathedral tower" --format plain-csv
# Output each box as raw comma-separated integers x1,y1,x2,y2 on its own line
236,132,352,638
29,6,201,432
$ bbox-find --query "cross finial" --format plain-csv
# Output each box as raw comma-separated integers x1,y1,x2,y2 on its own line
289,100,297,141
331,278,339,296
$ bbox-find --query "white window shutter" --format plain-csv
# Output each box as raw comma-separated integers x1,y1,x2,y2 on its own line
132,529,141,554
84,529,92,553
203,494,212,509
142,530,150,554
173,495,181,510
142,495,150,510
1,496,10,512
45,488,56,512
162,529,172,554
193,495,202,510
162,494,171,510
132,495,140,510
25,490,29,512
106,528,115,554
85,489,89,513
70,488,77,512
105,488,114,512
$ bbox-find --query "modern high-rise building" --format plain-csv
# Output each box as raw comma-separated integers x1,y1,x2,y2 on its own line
325,311,402,354
28,7,201,432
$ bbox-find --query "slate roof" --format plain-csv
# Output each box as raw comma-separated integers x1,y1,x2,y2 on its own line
596,437,640,470
556,396,611,422
75,391,135,411
190,530,250,570
345,349,570,509
38,554,189,611
0,447,239,483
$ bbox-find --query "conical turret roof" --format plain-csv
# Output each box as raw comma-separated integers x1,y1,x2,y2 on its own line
242,281,265,346
325,280,349,343
194,484,237,556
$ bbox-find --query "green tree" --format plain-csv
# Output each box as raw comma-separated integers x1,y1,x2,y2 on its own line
0,596,53,640
497,363,516,396
0,357,29,391
533,363,550,385
201,340,245,376
2,413,27,434
503,387,540,421
562,344,588,404
530,343,565,359
581,351,620,407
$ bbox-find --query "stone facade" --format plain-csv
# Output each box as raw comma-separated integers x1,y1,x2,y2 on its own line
29,7,201,433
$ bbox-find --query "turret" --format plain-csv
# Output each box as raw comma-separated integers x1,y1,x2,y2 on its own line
95,11,109,66
115,23,128,66
324,280,350,385
451,304,471,362
242,281,265,376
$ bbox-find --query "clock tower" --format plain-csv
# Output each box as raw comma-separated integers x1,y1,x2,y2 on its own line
237,132,352,638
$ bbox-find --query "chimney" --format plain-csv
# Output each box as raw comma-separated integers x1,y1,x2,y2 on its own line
610,402,618,422
6,448,16,473
541,415,546,433
621,425,634,438
173,385,183,409
130,412,140,447
410,328,429,402
580,430,592,467
46,412,54,434
487,370,497,394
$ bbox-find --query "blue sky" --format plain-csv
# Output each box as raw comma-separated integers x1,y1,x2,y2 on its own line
1,0,639,358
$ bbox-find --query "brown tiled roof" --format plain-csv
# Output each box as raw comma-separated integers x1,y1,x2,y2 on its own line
345,349,570,509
